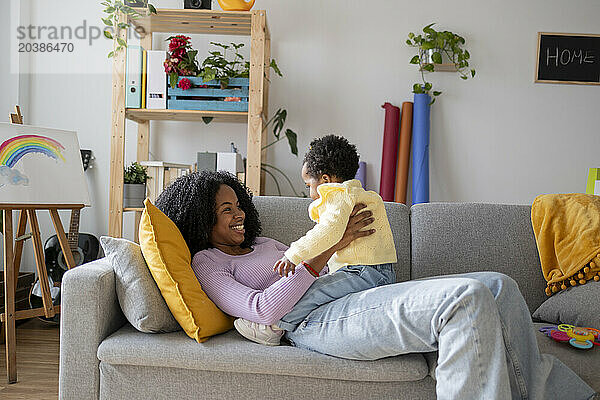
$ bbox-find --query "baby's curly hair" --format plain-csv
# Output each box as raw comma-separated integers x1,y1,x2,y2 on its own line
303,134,360,181
155,171,261,256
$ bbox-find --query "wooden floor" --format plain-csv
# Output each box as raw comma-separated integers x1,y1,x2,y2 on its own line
0,319,60,400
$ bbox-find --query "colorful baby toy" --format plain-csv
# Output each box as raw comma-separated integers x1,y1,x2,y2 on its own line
539,324,600,350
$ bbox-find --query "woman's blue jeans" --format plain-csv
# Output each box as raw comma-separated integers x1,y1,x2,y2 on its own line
284,271,595,400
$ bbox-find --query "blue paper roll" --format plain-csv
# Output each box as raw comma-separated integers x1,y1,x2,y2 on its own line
355,161,366,188
412,93,431,205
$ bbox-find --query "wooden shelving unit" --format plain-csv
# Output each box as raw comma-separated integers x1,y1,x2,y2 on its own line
109,8,271,238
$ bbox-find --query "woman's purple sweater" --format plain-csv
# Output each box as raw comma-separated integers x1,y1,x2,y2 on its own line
191,237,319,325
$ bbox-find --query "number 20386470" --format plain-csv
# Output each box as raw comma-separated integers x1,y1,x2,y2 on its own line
19,42,74,52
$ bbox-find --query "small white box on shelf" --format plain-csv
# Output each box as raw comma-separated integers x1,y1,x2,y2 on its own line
217,152,244,175
146,50,167,110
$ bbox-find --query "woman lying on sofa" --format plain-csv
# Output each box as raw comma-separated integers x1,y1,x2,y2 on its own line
155,171,595,400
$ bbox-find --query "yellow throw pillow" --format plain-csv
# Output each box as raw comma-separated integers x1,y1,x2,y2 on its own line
139,199,233,342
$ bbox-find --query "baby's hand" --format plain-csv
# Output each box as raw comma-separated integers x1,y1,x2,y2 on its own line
273,256,296,277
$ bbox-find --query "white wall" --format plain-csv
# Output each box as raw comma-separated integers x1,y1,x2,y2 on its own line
2,0,600,270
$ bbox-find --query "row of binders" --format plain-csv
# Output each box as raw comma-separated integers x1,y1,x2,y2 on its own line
126,46,168,109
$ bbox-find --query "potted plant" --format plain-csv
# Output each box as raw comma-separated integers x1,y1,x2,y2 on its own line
123,162,149,208
406,23,476,104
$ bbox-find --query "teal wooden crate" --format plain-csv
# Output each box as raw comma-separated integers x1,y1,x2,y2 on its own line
167,76,249,112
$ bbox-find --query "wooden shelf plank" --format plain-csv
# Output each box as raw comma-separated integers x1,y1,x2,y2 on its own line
123,208,144,212
130,9,253,36
126,108,248,123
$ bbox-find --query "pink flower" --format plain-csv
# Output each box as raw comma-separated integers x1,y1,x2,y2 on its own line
177,78,192,91
224,97,241,102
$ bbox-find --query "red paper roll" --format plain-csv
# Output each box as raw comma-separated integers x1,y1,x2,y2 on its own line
380,102,400,202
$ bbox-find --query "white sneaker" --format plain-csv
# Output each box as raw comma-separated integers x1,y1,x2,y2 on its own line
233,318,284,346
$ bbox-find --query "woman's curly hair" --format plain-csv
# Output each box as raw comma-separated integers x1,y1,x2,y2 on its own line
303,134,359,181
155,171,261,256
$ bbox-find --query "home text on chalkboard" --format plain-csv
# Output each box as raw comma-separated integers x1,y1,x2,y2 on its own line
536,32,600,85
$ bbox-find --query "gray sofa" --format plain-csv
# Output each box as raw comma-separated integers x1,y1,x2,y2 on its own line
58,198,600,399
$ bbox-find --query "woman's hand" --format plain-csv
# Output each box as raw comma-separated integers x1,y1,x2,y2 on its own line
333,204,375,252
273,256,296,277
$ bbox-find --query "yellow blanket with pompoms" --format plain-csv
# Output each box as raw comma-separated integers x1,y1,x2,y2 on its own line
531,193,600,296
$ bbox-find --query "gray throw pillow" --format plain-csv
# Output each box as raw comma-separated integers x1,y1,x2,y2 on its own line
100,236,180,333
532,281,600,328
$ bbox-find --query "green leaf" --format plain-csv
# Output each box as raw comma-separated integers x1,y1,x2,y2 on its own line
424,82,432,91
107,51,115,58
105,6,115,13
202,117,214,124
117,37,127,46
423,23,436,34
169,72,179,89
471,69,476,78
408,32,415,39
270,59,282,77
464,50,470,59
413,83,424,94
104,30,113,39
421,42,434,50
429,97,436,105
285,129,298,156
423,63,434,72
118,22,129,29
272,108,286,139
409,55,420,64
432,91,442,96
460,75,468,80
431,51,442,64
102,17,113,26
148,4,157,14
406,39,412,46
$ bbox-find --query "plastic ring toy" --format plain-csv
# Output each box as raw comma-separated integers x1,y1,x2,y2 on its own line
567,328,594,341
583,328,600,339
550,330,571,342
558,324,574,332
569,338,593,349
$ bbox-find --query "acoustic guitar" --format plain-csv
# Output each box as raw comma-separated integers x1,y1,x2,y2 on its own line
29,149,100,322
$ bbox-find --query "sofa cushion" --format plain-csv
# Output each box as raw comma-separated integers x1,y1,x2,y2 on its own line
98,324,429,383
139,199,233,343
410,203,547,312
533,281,600,328
100,236,180,333
253,196,411,283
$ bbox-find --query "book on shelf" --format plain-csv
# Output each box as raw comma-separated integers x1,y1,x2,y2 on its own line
126,45,143,109
141,50,147,108
586,168,600,195
146,50,167,110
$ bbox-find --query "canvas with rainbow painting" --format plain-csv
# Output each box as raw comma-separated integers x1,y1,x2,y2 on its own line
0,122,90,206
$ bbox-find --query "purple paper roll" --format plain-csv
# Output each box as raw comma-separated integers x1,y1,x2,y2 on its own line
355,161,366,188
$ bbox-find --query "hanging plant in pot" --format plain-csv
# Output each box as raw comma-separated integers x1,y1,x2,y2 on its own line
123,162,149,208
406,23,476,105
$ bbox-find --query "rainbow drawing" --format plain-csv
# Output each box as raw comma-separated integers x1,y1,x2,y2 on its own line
0,134,66,168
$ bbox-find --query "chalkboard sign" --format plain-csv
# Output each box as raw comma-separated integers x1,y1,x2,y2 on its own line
536,32,600,85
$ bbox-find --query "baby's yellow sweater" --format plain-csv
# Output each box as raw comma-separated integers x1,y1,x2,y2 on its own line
284,179,397,274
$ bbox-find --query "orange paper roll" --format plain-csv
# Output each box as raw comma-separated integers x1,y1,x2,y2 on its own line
394,102,413,204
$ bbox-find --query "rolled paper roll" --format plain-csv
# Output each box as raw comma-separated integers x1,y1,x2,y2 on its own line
355,161,367,188
552,285,558,293
412,93,431,205
578,272,584,279
379,103,400,201
545,287,552,296
570,279,577,286
580,279,586,285
591,262,596,268
584,266,590,273
561,284,567,290
595,275,600,281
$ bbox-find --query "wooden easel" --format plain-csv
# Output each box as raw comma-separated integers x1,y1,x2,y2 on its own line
1,106,82,383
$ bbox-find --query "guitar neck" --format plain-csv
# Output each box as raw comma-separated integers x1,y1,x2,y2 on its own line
67,209,80,252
